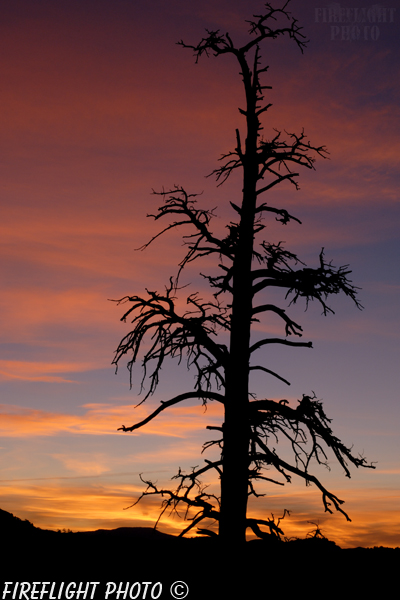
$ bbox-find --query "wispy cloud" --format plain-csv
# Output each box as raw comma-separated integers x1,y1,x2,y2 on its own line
0,360,96,383
0,401,223,438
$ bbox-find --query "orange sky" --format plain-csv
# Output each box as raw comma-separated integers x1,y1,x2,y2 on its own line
0,0,399,548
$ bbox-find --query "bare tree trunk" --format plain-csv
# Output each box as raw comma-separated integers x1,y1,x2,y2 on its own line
219,60,259,543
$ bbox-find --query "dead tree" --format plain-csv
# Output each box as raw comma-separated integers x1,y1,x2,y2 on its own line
112,1,374,545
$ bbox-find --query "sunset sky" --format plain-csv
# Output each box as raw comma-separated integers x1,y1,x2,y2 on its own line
0,0,399,548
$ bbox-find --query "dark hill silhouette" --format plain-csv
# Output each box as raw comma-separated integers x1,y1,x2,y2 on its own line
1,508,397,598
78,526,180,541
0,507,50,536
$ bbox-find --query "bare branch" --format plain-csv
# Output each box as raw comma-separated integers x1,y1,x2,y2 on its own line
249,365,291,386
118,391,224,432
250,338,313,354
255,202,302,224
126,471,220,537
112,283,229,399
247,510,290,539
251,244,362,315
252,303,303,337
244,2,308,54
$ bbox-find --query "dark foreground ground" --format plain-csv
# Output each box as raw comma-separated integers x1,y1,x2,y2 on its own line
1,508,398,598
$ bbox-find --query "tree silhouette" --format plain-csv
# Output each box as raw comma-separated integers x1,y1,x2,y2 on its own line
112,1,374,545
